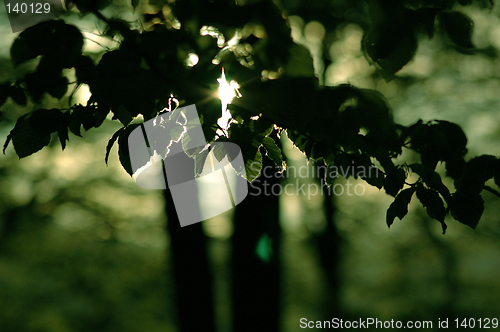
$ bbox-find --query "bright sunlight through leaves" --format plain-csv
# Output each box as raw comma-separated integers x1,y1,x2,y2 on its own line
217,68,241,131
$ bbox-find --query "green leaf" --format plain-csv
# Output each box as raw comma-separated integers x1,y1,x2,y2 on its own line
386,187,416,228
285,43,315,78
194,148,210,177
261,137,282,166
169,123,185,142
106,127,125,165
416,184,447,234
245,150,263,182
182,132,205,158
440,11,475,51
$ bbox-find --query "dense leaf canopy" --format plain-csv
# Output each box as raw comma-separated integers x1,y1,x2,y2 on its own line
2,0,500,232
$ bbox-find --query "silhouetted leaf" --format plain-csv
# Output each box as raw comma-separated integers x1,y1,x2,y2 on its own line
106,127,125,165
440,11,475,51
416,184,447,234
9,85,27,106
384,167,406,196
10,20,63,66
387,187,415,227
457,155,499,194
58,127,69,150
11,114,51,158
409,163,451,202
29,109,66,137
118,124,141,176
0,82,10,107
450,191,484,229
362,16,418,80
75,55,96,84
10,20,84,68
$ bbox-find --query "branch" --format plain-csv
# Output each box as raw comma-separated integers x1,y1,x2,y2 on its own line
484,185,500,198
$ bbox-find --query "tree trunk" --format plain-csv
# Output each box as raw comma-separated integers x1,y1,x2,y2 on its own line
231,152,282,331
164,158,216,331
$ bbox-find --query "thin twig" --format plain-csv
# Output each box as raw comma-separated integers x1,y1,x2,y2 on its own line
484,185,500,198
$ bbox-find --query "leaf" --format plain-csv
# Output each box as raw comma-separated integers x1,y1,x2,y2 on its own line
10,21,84,67
386,187,416,228
3,114,28,154
182,132,205,158
106,127,125,165
414,8,438,38
194,148,210,177
46,76,69,99
362,15,418,80
383,167,406,197
10,20,63,66
29,109,66,137
118,124,141,176
457,155,499,194
74,55,96,84
450,191,484,229
361,166,384,189
169,123,185,142
416,184,447,234
261,137,282,166
11,114,51,158
440,11,475,51
245,150,263,182
0,82,10,108
285,43,315,78
112,106,133,126
213,140,228,162
69,105,104,136
131,0,140,10
9,85,27,106
58,127,69,150
409,163,451,202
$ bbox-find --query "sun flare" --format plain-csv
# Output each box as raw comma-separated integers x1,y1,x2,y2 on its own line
217,68,241,131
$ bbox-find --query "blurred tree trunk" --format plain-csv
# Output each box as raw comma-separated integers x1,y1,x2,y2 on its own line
164,159,216,331
231,150,282,331
313,163,343,316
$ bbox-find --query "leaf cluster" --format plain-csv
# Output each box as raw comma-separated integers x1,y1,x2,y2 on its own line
2,0,499,232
